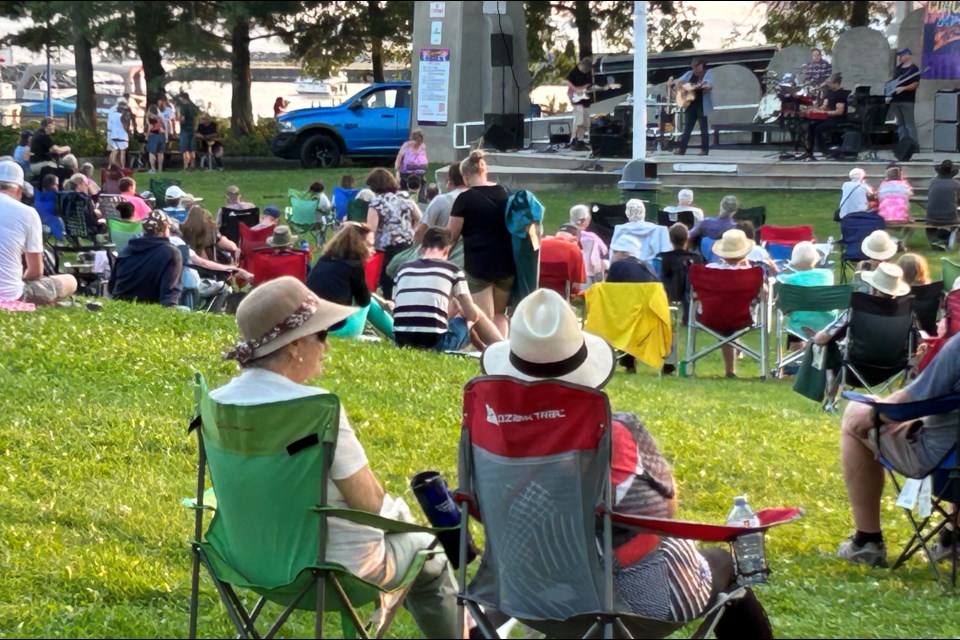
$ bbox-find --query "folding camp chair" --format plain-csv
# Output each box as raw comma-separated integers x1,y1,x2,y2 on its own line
841,389,960,587
219,207,261,245
657,208,696,229
838,212,885,283
333,186,360,221
456,376,801,639
916,289,960,373
760,225,814,264
97,193,126,220
188,374,449,639
346,199,369,223
734,207,767,240
657,250,702,325
824,292,916,409
700,237,717,264
681,265,768,379
588,202,628,246
584,282,673,372
912,281,945,338
52,191,115,274
149,177,181,205
942,257,960,292
238,223,274,273
249,247,310,286
539,261,575,301
107,218,142,254
34,190,64,243
287,189,338,248
772,283,853,377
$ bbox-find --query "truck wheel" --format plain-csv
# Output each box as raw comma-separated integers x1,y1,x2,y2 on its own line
300,134,341,169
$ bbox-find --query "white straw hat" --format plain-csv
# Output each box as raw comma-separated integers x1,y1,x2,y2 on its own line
861,230,897,261
481,289,616,389
860,262,911,297
713,229,755,260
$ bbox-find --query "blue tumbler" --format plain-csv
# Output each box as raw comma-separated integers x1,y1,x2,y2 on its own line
410,471,477,569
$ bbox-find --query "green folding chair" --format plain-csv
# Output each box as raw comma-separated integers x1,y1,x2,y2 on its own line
772,283,853,377
187,373,451,639
942,257,960,292
107,218,142,254
346,199,369,223
287,188,326,247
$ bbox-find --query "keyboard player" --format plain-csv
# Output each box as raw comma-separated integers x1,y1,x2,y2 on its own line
802,73,850,161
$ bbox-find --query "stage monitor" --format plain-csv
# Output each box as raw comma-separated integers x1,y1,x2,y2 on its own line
483,113,524,151
490,33,514,68
934,123,960,153
935,92,960,123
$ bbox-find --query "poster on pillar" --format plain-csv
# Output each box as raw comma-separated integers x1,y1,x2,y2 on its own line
922,2,960,79
417,48,451,126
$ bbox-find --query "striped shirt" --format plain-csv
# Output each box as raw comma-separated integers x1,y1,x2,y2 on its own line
393,258,469,336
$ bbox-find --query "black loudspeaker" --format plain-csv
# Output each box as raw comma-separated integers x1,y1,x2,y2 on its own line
590,133,629,157
490,34,514,67
840,131,861,156
482,113,523,151
935,91,960,122
934,123,960,152
894,136,918,160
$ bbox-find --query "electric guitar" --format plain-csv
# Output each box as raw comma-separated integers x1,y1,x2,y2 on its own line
884,66,928,100
569,83,622,104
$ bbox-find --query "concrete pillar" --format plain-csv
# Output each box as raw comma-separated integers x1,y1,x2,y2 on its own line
411,1,531,167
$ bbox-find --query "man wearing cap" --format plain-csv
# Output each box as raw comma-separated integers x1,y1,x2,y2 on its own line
118,177,151,221
0,161,77,305
539,224,587,297
889,48,920,148
29,119,70,176
107,98,130,169
108,210,182,307
251,205,281,231
162,185,189,222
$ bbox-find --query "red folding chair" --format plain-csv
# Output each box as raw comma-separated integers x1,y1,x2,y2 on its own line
760,225,814,263
237,223,274,272
917,289,960,373
248,247,310,286
365,252,385,292
681,265,767,379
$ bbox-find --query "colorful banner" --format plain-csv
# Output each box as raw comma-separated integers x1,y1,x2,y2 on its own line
417,48,451,126
922,2,960,79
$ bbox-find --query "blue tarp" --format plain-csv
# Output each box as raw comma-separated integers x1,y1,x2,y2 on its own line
21,99,76,116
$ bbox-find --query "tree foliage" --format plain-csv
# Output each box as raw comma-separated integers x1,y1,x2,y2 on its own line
289,1,414,84
745,1,893,50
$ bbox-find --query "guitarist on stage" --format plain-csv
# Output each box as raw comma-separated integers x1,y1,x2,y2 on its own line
889,47,920,148
674,58,713,156
566,57,594,151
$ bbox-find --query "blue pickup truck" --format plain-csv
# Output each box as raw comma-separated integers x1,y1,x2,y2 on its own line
271,81,412,168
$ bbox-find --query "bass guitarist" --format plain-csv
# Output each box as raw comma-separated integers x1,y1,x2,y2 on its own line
889,47,920,148
566,57,594,151
674,58,713,156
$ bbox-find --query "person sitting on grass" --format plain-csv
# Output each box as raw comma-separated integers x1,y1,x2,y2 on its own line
306,222,395,340
706,229,755,379
108,210,182,307
0,161,77,305
214,276,462,639
479,288,774,638
393,227,502,352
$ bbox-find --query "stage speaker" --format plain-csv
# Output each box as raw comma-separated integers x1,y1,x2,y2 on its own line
894,136,918,161
935,91,960,123
934,122,960,152
482,113,524,151
548,122,571,145
490,34,514,67
590,133,629,157
840,131,861,157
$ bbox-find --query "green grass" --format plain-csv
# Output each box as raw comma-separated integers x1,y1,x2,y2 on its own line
1,297,958,639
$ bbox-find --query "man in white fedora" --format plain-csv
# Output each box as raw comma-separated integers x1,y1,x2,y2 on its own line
478,288,775,635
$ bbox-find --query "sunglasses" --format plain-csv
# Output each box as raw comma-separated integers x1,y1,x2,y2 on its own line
315,330,329,343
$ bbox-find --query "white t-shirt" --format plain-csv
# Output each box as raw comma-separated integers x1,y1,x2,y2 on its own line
0,192,43,301
421,187,466,229
107,110,129,143
209,368,384,578
839,180,869,218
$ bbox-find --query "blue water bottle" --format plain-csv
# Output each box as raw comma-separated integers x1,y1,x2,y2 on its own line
410,471,477,569
300,240,310,252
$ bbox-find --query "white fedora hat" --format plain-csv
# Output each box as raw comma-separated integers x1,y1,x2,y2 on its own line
861,230,897,261
860,262,911,297
713,228,755,260
481,289,616,389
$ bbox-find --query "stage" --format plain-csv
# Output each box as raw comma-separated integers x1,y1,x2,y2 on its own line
437,146,951,196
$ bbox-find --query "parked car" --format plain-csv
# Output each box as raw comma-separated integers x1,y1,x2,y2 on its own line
271,81,412,168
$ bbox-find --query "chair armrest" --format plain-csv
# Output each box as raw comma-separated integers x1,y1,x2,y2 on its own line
313,506,459,535
841,391,960,423
605,507,803,543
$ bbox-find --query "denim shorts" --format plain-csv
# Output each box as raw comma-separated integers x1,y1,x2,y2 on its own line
179,131,195,153
435,317,471,352
147,133,167,154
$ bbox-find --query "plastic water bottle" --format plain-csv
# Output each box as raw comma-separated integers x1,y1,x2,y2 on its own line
726,496,767,585
300,240,310,252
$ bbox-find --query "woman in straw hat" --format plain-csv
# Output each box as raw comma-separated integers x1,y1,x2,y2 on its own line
213,277,460,638
705,228,757,378
480,289,773,637
854,229,898,292
814,262,912,348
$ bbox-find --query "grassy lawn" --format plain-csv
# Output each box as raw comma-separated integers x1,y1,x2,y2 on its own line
0,297,958,638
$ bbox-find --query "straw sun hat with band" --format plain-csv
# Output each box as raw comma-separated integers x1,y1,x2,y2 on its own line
481,288,616,389
860,262,911,297
225,277,356,366
860,230,898,261
712,228,755,260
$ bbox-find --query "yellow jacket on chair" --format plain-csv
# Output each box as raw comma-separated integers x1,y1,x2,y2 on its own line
584,283,673,370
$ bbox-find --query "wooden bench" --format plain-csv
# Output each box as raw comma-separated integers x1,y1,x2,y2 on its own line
885,220,960,250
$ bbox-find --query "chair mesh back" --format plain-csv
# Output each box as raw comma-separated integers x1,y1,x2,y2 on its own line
98,194,126,220
198,386,340,590
107,219,143,253
149,178,181,205
847,292,915,381
57,192,98,242
839,213,885,261
219,208,261,244
776,283,853,314
588,203,627,246
657,209,696,229
459,377,611,621
734,207,767,239
346,199,368,223
689,265,763,335
911,282,945,337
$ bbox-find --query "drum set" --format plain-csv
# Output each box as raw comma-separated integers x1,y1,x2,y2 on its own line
753,71,824,125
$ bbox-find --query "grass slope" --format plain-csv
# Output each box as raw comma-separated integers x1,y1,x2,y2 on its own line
0,302,957,638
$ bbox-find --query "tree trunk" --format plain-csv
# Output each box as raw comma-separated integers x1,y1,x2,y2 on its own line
72,15,97,131
230,18,254,136
369,0,385,83
133,3,167,106
850,0,869,27
574,0,593,59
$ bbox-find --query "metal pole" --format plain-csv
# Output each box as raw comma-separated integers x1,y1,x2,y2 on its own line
632,1,648,160
45,42,52,119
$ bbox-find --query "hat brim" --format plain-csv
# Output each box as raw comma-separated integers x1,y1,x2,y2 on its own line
859,270,910,297
252,299,357,359
480,331,617,390
714,239,755,259
268,236,299,247
862,245,897,261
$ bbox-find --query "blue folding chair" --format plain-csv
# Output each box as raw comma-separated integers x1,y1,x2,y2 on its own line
838,212,885,283
34,191,64,242
333,187,360,221
700,237,718,264
842,390,960,586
